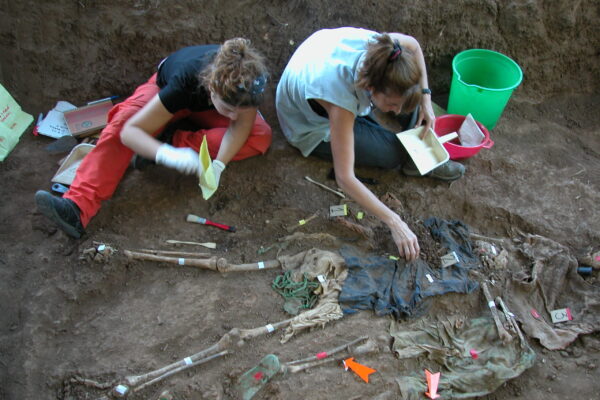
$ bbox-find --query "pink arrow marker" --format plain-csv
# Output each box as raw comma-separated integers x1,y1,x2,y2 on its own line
425,369,441,399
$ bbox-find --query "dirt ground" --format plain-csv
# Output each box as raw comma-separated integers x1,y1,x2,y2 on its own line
1,1,599,399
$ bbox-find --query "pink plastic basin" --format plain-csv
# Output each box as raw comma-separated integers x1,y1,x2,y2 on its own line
434,114,494,160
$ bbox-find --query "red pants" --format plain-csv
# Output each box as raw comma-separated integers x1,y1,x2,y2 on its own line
64,74,272,227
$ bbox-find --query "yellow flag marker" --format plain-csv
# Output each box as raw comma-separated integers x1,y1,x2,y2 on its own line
198,135,218,200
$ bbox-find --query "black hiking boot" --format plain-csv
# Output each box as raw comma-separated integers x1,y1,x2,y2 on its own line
402,160,465,182
35,190,85,238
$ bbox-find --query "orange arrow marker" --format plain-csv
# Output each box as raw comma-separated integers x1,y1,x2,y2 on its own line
424,369,441,399
343,357,376,383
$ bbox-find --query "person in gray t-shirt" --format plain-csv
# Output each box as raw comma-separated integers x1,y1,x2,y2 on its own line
276,27,465,261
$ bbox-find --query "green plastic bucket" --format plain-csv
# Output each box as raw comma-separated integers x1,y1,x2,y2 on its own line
447,49,523,130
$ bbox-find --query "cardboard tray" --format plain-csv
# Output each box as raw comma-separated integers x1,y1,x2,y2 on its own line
63,100,112,137
51,143,95,185
396,127,458,175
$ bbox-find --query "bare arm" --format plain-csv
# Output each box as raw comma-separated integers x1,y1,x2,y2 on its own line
215,107,258,165
120,94,173,159
320,100,420,261
389,32,435,136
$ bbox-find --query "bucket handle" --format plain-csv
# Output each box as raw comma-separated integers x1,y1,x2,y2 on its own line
481,137,494,149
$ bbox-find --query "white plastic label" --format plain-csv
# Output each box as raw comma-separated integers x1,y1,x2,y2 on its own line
178,258,185,265
426,274,434,283
115,385,128,395
258,261,265,269
551,308,572,323
329,204,348,217
317,275,326,284
184,357,193,365
441,251,459,268
265,323,275,332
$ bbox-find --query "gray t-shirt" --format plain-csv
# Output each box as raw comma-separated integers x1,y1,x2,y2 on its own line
276,27,376,156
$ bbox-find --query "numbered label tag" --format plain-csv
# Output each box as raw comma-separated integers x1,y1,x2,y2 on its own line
329,204,348,217
441,251,459,268
550,308,572,323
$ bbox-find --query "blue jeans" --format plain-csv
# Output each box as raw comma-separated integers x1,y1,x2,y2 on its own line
310,108,418,169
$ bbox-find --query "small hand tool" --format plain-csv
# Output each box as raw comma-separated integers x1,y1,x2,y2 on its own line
186,214,236,232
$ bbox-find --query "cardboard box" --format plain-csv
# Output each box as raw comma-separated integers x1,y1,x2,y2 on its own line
63,100,112,137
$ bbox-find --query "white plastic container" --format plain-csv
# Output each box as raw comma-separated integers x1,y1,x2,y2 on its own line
51,143,95,185
396,128,458,175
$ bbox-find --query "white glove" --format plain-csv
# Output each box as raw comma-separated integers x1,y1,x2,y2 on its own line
155,144,200,175
212,160,226,187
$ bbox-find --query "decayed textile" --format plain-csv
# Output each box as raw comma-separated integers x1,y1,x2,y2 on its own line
277,248,347,343
391,316,535,399
339,218,480,319
506,234,600,349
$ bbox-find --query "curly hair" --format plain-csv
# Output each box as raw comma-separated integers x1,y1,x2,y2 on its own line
356,33,422,112
201,38,269,107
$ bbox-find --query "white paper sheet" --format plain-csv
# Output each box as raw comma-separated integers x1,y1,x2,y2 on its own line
37,101,77,139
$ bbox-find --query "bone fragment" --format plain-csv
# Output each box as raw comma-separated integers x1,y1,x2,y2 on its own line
124,250,280,273
334,217,374,240
124,250,219,270
481,282,512,344
133,350,229,393
469,233,508,245
286,212,319,233
136,248,212,257
123,317,295,389
283,338,378,374
286,336,368,365
496,296,528,348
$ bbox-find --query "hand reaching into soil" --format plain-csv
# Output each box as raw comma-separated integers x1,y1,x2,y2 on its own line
388,216,420,261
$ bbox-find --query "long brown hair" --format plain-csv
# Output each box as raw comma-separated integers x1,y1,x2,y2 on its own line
202,38,268,107
356,33,422,112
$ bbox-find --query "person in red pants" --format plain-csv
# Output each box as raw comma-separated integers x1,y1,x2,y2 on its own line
35,38,272,238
